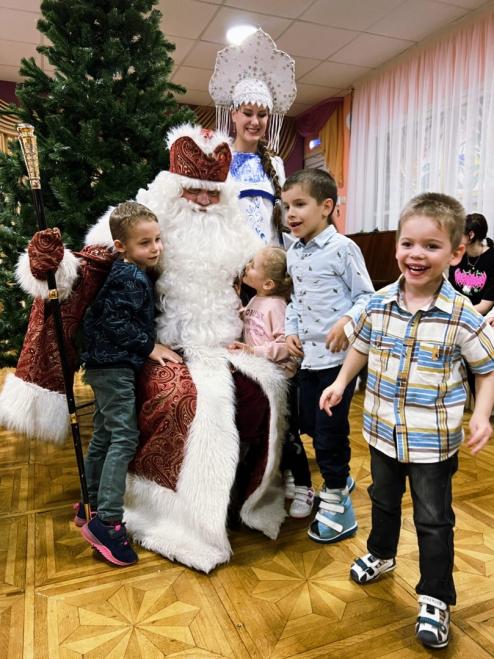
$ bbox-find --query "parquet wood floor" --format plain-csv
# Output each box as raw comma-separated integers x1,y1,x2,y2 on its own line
1,367,493,658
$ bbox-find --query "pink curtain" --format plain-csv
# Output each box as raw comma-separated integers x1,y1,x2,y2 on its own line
347,10,494,235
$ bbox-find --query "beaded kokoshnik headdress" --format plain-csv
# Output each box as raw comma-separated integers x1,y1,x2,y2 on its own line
209,28,297,152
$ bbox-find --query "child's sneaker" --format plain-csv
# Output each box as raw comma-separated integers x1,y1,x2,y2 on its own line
73,501,96,527
283,470,296,499
350,552,396,584
289,486,315,518
346,475,356,493
308,486,357,543
81,515,138,566
416,595,450,649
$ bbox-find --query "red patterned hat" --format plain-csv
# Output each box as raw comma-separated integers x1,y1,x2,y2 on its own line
167,124,232,190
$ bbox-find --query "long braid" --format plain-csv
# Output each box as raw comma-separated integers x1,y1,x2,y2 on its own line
257,140,286,241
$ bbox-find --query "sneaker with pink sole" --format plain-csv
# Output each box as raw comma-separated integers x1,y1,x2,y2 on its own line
73,501,96,527
81,515,138,566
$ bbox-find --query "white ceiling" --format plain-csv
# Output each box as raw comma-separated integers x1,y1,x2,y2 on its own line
0,0,492,116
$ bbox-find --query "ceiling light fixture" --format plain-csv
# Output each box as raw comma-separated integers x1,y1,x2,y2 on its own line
226,25,257,45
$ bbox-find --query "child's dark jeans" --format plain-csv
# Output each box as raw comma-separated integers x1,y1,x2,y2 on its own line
280,377,312,487
298,366,356,490
367,445,458,605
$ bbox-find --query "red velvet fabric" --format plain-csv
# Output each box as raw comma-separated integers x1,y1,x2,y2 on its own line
233,370,270,499
295,98,342,137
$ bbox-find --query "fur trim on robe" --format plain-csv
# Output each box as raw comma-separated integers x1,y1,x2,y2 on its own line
0,372,69,443
123,348,287,573
84,207,114,247
15,248,81,301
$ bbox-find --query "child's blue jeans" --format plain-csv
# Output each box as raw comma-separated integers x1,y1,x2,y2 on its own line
84,367,139,522
367,445,458,605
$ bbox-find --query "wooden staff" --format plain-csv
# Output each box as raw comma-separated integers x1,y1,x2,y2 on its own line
17,123,91,524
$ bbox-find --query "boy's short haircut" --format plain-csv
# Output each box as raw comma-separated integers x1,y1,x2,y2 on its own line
282,168,338,218
109,202,158,243
398,193,466,249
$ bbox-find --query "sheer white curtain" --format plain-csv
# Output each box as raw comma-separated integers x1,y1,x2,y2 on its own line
347,12,494,235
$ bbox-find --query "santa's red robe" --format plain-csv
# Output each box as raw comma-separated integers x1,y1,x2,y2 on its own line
0,229,115,442
0,224,287,573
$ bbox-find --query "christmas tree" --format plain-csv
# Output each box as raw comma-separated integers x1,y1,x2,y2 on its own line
0,0,195,365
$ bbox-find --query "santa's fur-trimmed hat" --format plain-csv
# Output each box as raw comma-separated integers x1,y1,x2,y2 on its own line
166,123,232,191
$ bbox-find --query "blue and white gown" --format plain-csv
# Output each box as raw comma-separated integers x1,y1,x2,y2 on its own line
229,151,286,246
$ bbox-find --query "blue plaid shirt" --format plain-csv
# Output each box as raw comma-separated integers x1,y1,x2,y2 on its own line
349,277,494,463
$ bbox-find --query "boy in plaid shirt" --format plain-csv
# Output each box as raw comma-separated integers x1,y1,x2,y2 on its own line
320,193,494,650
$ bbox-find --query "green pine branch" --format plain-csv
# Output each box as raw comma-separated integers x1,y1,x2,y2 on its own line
0,0,195,365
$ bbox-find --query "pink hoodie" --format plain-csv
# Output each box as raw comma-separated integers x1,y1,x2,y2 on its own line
243,295,298,378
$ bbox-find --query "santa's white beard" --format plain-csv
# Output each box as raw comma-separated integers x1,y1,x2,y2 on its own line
136,172,262,349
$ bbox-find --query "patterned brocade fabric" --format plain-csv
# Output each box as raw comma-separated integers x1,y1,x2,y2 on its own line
15,245,116,394
27,228,65,280
130,363,270,499
170,135,231,182
131,361,197,490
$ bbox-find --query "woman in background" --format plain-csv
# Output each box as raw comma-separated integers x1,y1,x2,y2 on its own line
449,212,494,398
209,28,296,246
449,212,494,316
229,89,286,245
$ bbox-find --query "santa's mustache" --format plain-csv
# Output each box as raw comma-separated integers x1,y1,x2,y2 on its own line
163,196,237,234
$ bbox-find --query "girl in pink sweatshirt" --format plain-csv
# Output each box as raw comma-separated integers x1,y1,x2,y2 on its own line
229,246,314,518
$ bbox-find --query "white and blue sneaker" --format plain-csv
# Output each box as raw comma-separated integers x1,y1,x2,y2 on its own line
416,595,450,649
308,485,358,543
346,475,356,493
350,553,396,584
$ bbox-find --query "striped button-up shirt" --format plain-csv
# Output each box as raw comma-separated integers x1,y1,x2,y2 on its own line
349,277,494,463
285,225,374,370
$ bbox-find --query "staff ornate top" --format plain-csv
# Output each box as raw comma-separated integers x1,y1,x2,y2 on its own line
17,123,41,190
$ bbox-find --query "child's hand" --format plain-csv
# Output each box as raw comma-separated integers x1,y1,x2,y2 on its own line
227,341,253,354
287,334,304,358
325,316,350,352
319,385,344,416
149,343,183,366
466,413,492,454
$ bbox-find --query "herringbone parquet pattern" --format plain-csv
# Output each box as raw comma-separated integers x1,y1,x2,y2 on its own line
1,367,493,658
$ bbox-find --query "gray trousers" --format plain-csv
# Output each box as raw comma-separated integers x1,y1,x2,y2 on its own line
84,367,139,522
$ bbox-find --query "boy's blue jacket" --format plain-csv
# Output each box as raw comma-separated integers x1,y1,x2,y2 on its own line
82,259,155,371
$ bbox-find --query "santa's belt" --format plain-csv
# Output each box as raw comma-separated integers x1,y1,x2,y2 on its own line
239,188,275,203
